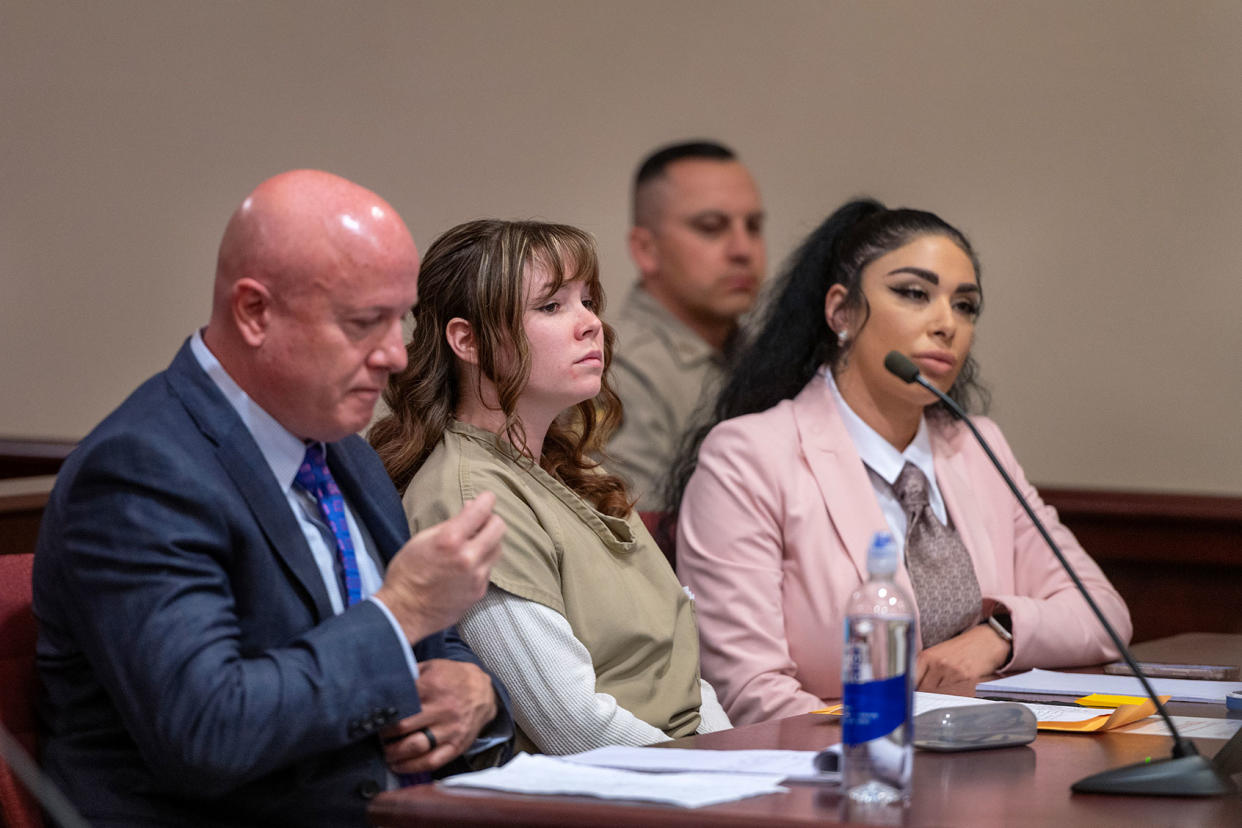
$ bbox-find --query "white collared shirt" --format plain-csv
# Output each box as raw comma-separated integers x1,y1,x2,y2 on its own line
825,370,949,560
190,331,417,680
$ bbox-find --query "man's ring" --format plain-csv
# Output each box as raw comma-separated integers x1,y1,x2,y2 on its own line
421,727,437,751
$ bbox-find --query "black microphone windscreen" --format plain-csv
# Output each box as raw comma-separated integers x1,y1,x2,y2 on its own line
884,351,921,383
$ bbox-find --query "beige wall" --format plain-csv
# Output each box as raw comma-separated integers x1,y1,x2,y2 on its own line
3,1,1240,494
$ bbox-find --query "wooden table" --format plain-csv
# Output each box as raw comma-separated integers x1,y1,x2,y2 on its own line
369,634,1242,827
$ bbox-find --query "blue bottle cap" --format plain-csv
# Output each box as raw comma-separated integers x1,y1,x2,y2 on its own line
867,532,898,577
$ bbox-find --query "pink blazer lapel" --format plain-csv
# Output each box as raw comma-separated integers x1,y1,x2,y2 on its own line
790,376,892,585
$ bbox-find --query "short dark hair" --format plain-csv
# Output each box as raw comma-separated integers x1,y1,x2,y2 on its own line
635,140,737,187
632,140,738,225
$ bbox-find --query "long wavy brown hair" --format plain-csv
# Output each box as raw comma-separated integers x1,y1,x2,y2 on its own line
369,219,631,517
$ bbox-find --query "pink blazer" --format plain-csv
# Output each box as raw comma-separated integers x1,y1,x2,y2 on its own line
677,375,1132,725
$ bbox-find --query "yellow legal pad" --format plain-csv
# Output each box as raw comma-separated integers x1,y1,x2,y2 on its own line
815,694,1169,733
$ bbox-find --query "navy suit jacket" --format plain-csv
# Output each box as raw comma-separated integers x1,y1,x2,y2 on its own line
34,341,511,827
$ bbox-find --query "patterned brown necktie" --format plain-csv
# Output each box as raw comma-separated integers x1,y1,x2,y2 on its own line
892,462,982,647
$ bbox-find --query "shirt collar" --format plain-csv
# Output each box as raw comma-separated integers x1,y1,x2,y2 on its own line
624,282,725,366
825,369,936,487
190,330,309,491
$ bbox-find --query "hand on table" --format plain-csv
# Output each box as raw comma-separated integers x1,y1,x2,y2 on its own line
915,623,1011,691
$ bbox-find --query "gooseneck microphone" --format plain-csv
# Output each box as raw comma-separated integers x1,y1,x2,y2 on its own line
883,350,1234,797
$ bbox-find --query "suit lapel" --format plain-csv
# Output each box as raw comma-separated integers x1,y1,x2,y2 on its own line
164,341,336,621
791,377,891,583
217,436,336,620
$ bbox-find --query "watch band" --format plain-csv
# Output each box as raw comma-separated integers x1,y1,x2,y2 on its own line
987,612,1014,643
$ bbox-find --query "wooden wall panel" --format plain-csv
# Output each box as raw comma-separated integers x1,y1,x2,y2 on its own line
3,436,1238,645
0,439,74,480
0,485,53,559
1040,488,1242,643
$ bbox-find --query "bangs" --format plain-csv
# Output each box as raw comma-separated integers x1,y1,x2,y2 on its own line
525,226,603,309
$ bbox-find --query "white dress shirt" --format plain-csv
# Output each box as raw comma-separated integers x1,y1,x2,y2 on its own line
825,370,949,559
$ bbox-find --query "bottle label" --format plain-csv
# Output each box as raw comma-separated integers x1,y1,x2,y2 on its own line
842,673,908,745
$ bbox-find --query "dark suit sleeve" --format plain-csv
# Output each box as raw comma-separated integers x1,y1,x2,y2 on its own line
44,433,422,796
340,436,515,767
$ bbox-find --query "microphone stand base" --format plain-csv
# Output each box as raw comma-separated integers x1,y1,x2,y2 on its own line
1072,753,1237,797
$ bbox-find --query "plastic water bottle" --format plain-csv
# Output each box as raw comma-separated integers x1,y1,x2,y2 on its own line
842,531,915,805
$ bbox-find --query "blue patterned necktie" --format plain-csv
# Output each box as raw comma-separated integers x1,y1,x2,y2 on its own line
295,443,363,607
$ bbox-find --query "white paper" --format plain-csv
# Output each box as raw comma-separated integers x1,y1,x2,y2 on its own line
439,753,789,808
914,691,988,715
1021,703,1116,723
976,668,1242,704
1119,716,1242,739
916,691,1110,723
562,745,835,783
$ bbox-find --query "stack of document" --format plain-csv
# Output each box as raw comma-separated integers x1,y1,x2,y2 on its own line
440,748,832,808
976,668,1242,704
562,745,829,781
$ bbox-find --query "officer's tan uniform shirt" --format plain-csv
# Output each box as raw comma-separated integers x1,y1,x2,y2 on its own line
607,283,725,510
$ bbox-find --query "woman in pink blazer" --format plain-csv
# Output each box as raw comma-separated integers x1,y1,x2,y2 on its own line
671,199,1131,725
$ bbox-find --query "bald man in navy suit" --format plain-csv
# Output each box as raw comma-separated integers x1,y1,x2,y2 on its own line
35,170,513,827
